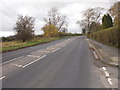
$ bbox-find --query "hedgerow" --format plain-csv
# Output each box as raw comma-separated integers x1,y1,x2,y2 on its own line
87,25,119,48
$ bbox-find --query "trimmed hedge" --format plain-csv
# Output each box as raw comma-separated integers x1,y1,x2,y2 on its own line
87,25,119,48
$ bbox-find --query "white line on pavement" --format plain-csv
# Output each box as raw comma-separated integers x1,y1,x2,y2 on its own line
22,55,46,68
2,56,24,65
0,76,6,80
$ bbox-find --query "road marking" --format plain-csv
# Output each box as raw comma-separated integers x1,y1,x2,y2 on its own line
51,48,60,53
27,55,40,58
22,55,46,68
107,78,113,85
93,51,99,60
2,56,24,65
11,63,23,68
38,50,48,52
89,43,93,48
47,47,55,49
63,44,67,47
104,71,110,78
30,51,38,54
0,76,6,80
101,67,110,77
90,42,103,60
102,67,106,71
100,67,113,86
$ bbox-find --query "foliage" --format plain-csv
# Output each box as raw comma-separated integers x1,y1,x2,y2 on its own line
102,14,113,29
42,24,59,37
14,15,35,42
1,37,61,52
87,25,119,48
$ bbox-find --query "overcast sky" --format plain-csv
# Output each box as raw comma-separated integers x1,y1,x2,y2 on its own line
0,0,117,37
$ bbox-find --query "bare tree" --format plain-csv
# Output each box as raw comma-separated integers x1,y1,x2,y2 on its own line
109,1,120,25
14,15,35,42
77,7,104,33
44,7,68,32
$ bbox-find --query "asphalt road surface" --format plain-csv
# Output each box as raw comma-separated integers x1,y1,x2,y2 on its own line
2,36,105,88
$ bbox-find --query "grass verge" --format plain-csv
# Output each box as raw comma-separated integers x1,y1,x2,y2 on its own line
1,37,66,52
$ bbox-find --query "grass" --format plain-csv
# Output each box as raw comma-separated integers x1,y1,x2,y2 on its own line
1,37,63,52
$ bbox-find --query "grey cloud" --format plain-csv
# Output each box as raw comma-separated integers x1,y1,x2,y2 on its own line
0,0,116,37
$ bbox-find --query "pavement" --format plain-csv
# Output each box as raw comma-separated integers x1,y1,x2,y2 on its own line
1,36,118,88
86,38,119,88
89,39,119,67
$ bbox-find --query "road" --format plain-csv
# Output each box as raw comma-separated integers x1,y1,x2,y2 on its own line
2,36,105,88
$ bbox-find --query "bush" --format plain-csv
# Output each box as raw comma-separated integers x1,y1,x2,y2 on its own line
87,25,119,48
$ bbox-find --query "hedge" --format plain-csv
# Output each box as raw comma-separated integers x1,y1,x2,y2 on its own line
87,25,119,48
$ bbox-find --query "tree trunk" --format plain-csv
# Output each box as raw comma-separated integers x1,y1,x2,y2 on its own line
23,39,25,42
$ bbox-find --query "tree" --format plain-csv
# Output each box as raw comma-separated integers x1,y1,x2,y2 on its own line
42,24,59,37
102,14,113,29
44,7,68,32
89,22,101,32
82,28,86,33
14,15,35,42
77,7,104,33
109,1,120,25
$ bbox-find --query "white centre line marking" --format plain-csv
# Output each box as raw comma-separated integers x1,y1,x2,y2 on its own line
22,55,46,68
0,76,6,80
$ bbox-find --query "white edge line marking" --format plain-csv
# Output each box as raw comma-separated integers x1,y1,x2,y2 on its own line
93,51,99,59
107,78,113,85
0,76,6,80
104,71,110,77
102,67,106,71
90,42,103,60
22,55,46,68
2,56,24,65
89,43,93,48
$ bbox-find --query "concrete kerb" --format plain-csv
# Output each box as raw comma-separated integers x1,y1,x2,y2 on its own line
88,39,118,67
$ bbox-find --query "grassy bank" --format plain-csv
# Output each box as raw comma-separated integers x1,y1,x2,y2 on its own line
1,37,64,52
87,25,119,48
